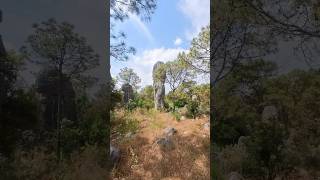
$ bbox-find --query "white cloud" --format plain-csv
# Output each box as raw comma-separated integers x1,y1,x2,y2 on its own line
178,0,210,40
111,47,188,88
174,37,183,46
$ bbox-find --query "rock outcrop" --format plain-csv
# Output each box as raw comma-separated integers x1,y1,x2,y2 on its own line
164,127,177,136
121,83,134,104
110,145,120,167
152,61,166,110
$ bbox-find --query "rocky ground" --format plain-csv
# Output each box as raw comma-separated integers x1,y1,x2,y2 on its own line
111,110,210,180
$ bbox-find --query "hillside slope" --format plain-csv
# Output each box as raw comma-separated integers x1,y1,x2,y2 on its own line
111,110,210,180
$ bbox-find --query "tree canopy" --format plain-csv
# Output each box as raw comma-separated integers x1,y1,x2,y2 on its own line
117,67,141,90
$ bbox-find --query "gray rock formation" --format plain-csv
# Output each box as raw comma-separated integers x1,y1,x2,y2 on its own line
262,105,278,121
152,61,166,110
203,122,210,130
110,145,120,167
121,83,134,104
125,132,135,139
237,136,249,147
228,172,244,180
36,68,77,130
178,106,188,116
164,127,177,136
156,137,175,151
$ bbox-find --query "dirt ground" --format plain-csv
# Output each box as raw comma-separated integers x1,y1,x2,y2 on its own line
111,110,210,180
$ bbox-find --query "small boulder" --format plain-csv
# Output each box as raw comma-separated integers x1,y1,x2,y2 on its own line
237,136,249,147
125,132,134,138
180,116,186,121
203,122,210,130
110,145,120,167
192,95,198,101
156,137,175,151
228,172,244,180
262,105,278,121
178,106,188,116
164,127,177,136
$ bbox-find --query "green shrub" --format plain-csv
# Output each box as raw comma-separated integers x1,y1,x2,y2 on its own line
171,111,182,121
116,112,139,136
186,100,199,118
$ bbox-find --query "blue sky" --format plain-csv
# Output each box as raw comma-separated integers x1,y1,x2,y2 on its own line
111,0,210,88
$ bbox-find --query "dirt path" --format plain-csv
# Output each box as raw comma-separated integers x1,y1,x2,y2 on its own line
112,111,210,180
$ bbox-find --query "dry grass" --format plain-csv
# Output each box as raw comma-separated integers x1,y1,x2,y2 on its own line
111,109,210,180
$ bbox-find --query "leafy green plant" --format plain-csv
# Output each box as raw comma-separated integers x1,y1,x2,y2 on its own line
171,111,182,121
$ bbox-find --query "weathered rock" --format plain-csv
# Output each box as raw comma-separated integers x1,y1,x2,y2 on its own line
192,94,198,101
125,132,134,138
121,83,134,104
228,172,244,180
156,137,175,151
237,136,249,147
180,116,187,121
110,145,120,167
153,61,166,110
178,106,188,116
36,68,77,130
262,105,278,121
164,127,177,136
203,122,210,130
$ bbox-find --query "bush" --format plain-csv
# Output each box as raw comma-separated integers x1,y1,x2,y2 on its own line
113,110,139,136
186,99,199,118
171,111,182,121
12,147,60,179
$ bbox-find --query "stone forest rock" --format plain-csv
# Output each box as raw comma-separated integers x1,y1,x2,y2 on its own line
110,145,120,167
152,61,166,110
121,83,134,104
36,68,77,130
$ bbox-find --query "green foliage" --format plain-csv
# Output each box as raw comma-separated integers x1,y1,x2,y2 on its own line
165,81,209,119
190,84,210,115
78,100,109,147
110,0,157,61
95,80,122,111
21,18,99,77
117,67,141,90
153,61,166,82
214,59,320,178
171,111,182,122
213,60,277,146
113,111,139,136
165,57,195,92
0,50,24,100
123,85,154,111
243,119,288,179
0,88,41,156
186,26,210,74
138,85,154,109
186,99,199,119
